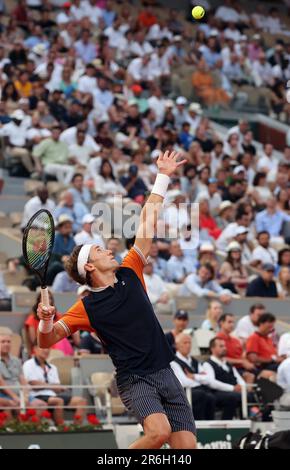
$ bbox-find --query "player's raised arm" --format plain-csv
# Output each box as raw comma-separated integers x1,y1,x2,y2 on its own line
37,304,68,348
134,150,186,258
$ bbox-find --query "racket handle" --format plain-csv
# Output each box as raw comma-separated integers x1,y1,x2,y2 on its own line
41,287,50,307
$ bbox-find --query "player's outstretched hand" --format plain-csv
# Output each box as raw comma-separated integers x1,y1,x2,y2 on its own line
37,303,56,321
157,150,187,177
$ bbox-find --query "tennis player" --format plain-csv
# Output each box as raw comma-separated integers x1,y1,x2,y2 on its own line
37,150,197,449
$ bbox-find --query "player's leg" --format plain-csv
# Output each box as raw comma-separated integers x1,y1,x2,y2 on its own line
168,431,197,449
129,412,172,449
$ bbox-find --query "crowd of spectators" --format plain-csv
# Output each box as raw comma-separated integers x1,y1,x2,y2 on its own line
0,0,290,424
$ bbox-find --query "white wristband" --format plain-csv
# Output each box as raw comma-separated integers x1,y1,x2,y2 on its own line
39,318,54,334
151,173,170,198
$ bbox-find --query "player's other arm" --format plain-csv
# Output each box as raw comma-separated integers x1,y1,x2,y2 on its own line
134,150,186,258
37,304,67,348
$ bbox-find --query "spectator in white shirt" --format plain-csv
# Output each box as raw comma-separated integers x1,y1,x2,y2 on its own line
250,231,278,269
21,186,55,229
143,258,174,315
203,337,246,419
81,0,103,25
278,332,290,358
127,54,158,83
60,122,100,154
147,86,167,125
257,143,278,175
23,347,87,424
170,333,216,420
130,30,153,58
277,351,290,408
77,63,98,94
74,214,105,248
235,303,266,345
252,52,275,88
215,0,240,23
0,109,34,174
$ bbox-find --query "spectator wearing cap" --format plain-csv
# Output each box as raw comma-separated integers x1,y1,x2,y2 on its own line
166,241,193,283
201,299,223,332
171,333,216,420
246,313,283,373
21,186,55,230
256,198,290,245
197,242,218,270
54,190,88,234
216,211,251,251
187,103,202,136
219,241,248,295
246,263,278,298
233,226,252,266
74,214,105,248
120,164,147,204
250,231,278,270
143,258,174,315
165,310,189,353
32,126,74,184
173,96,189,131
53,214,76,259
0,109,35,174
235,303,266,345
68,173,91,205
130,84,148,114
179,263,233,304
216,201,234,230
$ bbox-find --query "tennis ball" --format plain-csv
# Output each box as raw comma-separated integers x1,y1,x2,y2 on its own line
192,5,205,20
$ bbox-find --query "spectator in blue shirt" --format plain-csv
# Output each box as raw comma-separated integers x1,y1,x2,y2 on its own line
74,29,97,64
120,164,148,203
179,122,194,151
53,215,76,257
255,198,290,241
68,173,91,205
102,0,116,27
167,241,194,283
54,190,89,233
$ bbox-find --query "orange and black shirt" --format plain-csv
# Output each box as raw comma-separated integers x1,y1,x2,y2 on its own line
56,247,174,382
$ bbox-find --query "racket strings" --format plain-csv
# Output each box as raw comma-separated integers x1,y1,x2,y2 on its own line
24,212,54,271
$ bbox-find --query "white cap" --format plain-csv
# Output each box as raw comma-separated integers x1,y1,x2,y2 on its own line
57,214,73,226
195,192,209,203
176,96,187,106
82,214,95,225
32,43,47,56
219,200,233,213
227,241,242,252
199,242,214,252
189,102,202,114
10,109,25,120
233,165,246,175
173,35,182,42
235,226,248,236
210,29,219,37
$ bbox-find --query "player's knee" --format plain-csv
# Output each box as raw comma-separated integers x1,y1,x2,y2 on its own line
147,424,171,446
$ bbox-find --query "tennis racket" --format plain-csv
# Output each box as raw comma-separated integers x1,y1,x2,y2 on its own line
22,209,55,308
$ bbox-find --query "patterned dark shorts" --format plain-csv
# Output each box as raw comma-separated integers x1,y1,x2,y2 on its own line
116,367,196,435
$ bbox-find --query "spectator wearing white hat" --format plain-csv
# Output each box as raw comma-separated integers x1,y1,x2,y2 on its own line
219,241,248,295
187,102,203,135
173,96,190,131
216,200,234,230
74,214,105,248
233,225,253,266
0,109,34,174
217,211,251,251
